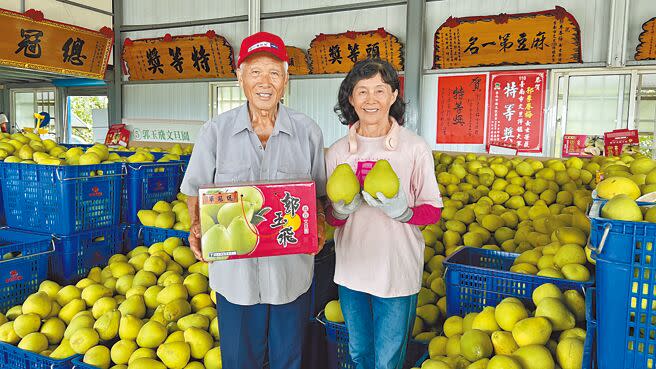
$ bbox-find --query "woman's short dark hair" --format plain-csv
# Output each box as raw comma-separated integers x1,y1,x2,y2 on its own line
334,59,405,126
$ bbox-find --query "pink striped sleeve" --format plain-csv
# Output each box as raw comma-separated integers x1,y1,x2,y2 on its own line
407,204,441,226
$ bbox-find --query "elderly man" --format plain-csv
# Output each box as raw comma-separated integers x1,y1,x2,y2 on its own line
180,32,327,369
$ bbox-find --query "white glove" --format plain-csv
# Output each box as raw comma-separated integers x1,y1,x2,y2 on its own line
332,193,363,220
362,190,413,222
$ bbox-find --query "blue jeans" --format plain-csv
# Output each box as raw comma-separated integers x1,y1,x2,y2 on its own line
338,285,418,369
216,290,310,369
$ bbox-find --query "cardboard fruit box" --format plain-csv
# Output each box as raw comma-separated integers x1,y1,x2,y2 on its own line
199,180,318,261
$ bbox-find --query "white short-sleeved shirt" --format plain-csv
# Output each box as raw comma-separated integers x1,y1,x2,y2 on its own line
180,103,327,306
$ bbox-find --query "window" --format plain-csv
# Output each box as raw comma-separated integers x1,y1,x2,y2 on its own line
11,88,57,139
210,82,248,118
209,82,289,118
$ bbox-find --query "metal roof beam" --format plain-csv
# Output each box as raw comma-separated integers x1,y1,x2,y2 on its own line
260,0,407,20
121,15,248,32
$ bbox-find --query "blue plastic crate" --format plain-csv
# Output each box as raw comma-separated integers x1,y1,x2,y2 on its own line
0,162,123,235
0,342,77,369
120,161,184,224
444,247,593,317
596,257,655,369
0,187,5,226
141,226,189,246
44,226,121,285
316,312,426,369
588,199,656,264
588,200,656,369
0,229,53,313
412,287,597,369
585,287,597,369
121,223,142,253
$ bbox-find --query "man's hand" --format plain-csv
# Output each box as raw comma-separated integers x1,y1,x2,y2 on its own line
312,216,326,256
189,222,206,262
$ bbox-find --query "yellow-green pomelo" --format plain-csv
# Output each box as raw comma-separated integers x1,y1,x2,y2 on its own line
18,332,49,353
40,317,65,345
596,177,641,200
324,300,344,323
128,358,166,369
488,355,522,369
84,345,111,369
535,298,576,331
13,313,41,338
512,317,552,346
363,160,400,198
22,291,52,318
327,164,360,204
459,329,493,362
491,331,519,355
495,301,528,331
601,194,643,221
136,321,168,348
513,345,555,369
111,339,138,365
69,327,100,354
533,283,563,306
157,341,191,369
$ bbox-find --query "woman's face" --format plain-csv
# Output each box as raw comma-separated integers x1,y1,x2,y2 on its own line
349,73,398,126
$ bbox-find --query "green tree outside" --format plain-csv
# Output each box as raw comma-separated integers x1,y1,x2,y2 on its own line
70,96,107,143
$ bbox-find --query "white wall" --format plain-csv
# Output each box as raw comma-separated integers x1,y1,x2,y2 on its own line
287,78,347,146
0,0,112,31
123,82,210,122
262,4,406,50
0,0,21,11
262,0,386,13
24,0,112,31
122,0,246,25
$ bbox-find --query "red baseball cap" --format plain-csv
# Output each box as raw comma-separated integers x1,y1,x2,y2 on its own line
237,32,289,67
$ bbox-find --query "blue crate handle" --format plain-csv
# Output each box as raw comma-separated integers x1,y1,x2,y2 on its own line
0,237,56,264
126,161,185,171
587,199,655,255
54,165,127,182
315,309,327,325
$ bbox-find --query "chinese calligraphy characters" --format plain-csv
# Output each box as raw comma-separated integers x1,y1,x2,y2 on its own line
15,29,43,58
269,191,301,247
62,37,87,66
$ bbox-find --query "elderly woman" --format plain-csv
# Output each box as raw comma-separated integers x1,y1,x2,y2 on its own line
325,59,442,369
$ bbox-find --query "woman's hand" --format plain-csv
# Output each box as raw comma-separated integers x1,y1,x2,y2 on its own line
362,190,413,222
332,193,363,220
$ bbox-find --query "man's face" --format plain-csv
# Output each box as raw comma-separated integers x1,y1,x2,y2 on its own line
237,53,288,112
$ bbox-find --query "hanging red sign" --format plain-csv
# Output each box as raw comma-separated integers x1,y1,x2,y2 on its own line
436,74,487,144
486,70,546,153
